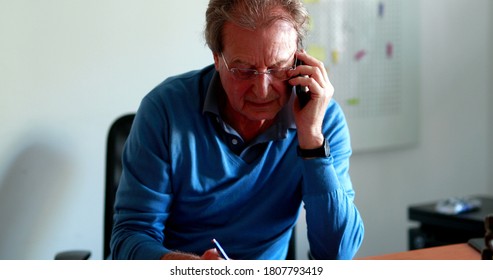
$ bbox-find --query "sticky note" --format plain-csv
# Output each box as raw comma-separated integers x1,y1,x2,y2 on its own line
331,50,340,65
378,2,385,17
386,42,393,58
354,50,366,61
307,16,315,31
347,98,361,106
307,45,327,62
303,0,320,4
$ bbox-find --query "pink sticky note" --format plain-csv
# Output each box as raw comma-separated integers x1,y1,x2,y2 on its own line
354,50,366,61
386,42,393,58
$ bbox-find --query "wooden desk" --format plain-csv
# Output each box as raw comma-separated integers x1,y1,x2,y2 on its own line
359,243,481,260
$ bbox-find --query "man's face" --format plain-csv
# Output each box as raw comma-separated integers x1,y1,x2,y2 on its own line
214,20,298,123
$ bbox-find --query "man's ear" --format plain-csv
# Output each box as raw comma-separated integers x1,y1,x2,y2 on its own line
213,52,220,70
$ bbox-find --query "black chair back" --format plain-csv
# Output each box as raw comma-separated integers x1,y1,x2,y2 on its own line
104,114,135,259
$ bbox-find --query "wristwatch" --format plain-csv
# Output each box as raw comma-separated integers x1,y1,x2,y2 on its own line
297,138,330,158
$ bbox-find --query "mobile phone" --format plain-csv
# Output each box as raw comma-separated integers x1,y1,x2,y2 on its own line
295,59,310,108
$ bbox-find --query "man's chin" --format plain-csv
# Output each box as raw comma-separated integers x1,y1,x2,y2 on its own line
244,111,277,122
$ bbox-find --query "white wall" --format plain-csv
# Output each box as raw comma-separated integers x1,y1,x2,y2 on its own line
0,0,211,259
490,1,493,196
0,0,491,260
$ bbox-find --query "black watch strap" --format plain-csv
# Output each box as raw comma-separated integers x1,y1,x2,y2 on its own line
297,138,330,158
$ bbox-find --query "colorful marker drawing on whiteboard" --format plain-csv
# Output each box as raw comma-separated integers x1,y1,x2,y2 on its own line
354,50,366,61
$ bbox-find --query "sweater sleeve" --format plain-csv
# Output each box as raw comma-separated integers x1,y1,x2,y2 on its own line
110,96,173,260
301,101,364,260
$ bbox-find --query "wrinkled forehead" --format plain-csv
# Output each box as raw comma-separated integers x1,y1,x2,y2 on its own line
221,20,298,66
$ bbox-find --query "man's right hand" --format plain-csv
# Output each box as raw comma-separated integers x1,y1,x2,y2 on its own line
160,248,225,260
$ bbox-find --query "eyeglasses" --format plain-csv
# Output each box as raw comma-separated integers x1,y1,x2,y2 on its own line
221,53,297,81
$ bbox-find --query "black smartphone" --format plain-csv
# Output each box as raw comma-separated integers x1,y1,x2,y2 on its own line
295,59,310,108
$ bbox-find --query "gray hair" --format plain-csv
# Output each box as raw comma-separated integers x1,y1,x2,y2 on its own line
204,0,309,53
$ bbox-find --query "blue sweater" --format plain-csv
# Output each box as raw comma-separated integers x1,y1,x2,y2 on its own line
110,65,364,260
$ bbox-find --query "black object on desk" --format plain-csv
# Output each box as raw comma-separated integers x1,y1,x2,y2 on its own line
408,195,493,250
482,214,493,260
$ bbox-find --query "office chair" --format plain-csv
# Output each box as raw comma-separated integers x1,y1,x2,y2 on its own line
56,113,296,260
103,113,136,259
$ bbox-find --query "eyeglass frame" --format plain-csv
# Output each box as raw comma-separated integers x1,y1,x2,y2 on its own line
220,52,298,81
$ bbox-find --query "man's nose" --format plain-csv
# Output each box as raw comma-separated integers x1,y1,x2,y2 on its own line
253,73,271,98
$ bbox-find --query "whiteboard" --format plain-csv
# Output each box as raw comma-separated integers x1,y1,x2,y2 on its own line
303,0,419,152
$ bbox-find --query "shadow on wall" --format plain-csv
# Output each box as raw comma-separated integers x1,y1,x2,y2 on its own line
0,141,74,259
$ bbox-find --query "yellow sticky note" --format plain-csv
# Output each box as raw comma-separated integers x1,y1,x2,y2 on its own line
307,45,326,62
347,98,361,106
307,16,315,31
303,0,321,4
331,50,340,65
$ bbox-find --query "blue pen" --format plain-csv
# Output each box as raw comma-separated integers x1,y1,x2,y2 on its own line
212,238,230,260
